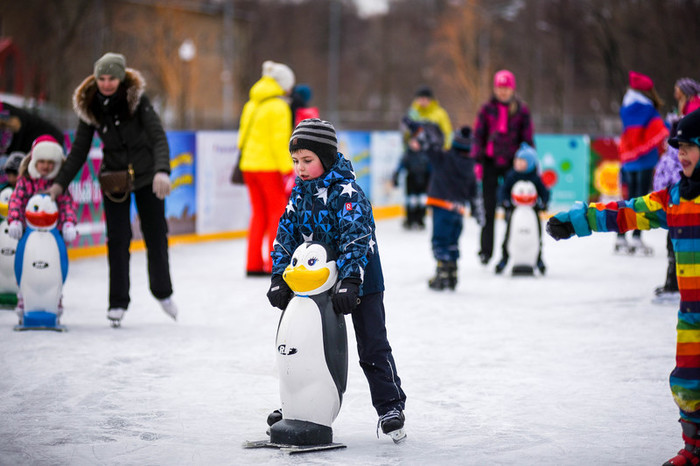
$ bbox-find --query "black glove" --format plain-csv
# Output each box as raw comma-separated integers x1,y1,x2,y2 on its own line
332,278,361,315
267,274,293,310
546,217,576,241
392,171,400,187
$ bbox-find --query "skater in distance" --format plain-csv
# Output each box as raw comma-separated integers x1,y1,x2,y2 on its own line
266,118,407,443
546,109,700,465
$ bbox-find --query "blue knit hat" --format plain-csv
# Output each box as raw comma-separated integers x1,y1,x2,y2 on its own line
515,143,538,173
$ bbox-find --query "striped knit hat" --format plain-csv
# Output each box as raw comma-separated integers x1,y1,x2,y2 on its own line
289,118,338,171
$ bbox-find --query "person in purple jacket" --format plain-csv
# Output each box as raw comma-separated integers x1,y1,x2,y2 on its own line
471,70,534,265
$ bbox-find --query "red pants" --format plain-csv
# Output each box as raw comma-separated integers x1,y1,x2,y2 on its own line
243,171,288,274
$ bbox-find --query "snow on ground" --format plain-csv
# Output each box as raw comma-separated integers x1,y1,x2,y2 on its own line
0,215,681,465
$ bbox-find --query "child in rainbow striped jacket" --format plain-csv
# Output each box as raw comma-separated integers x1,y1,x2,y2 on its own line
546,108,700,466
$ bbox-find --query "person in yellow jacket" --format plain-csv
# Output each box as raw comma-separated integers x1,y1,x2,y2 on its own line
395,86,454,228
404,86,453,150
238,60,295,276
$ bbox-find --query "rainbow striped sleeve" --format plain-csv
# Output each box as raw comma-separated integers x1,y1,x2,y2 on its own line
585,190,668,234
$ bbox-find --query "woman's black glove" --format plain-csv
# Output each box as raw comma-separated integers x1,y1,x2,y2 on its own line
546,217,576,240
332,278,361,315
267,274,293,310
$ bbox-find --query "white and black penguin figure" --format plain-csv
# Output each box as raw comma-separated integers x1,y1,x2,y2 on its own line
14,193,68,331
0,186,19,306
270,242,348,447
506,180,541,276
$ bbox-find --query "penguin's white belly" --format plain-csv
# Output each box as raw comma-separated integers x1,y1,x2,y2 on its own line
276,297,340,427
0,220,18,293
20,232,62,313
508,206,540,267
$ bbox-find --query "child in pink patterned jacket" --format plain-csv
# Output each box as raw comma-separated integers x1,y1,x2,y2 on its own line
7,135,77,242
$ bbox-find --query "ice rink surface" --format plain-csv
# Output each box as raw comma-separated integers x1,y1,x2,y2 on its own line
0,215,681,465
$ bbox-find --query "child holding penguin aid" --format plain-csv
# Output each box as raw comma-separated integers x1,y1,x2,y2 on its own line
546,109,700,466
266,118,407,442
7,135,77,316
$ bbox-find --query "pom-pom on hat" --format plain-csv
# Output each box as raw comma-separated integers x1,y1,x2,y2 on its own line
629,71,653,92
289,118,338,172
669,108,700,149
4,151,25,174
262,60,295,93
451,126,472,152
28,135,64,180
94,52,127,82
494,70,516,90
514,142,538,173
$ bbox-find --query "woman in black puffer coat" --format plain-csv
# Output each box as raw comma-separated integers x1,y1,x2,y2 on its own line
49,53,177,326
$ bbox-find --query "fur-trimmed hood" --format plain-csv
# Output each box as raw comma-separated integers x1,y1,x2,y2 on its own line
72,68,146,126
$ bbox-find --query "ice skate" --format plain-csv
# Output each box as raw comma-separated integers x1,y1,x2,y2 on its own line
428,261,456,290
495,258,507,274
537,259,547,275
158,297,178,321
664,419,700,466
377,408,406,444
628,236,653,256
614,235,630,254
653,285,681,305
107,308,125,328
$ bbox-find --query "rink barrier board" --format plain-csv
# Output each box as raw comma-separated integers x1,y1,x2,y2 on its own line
66,205,403,261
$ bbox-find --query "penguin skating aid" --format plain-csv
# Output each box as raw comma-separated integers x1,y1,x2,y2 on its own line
244,242,348,452
0,187,19,308
504,180,542,276
13,194,68,332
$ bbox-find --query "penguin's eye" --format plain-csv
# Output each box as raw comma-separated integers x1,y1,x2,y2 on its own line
291,258,298,266
307,257,317,267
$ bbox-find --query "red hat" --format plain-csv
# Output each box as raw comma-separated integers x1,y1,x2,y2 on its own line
493,70,516,90
629,71,653,91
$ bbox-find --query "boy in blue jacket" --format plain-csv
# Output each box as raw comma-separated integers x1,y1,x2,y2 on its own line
266,119,407,442
425,125,483,290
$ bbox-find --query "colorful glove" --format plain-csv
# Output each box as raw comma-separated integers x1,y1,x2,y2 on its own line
546,217,576,240
267,274,293,310
332,278,361,315
152,172,171,200
474,163,483,181
47,183,64,201
62,222,77,242
8,221,22,240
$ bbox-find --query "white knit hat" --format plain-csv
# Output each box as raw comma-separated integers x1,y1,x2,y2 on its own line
28,135,64,180
262,60,295,93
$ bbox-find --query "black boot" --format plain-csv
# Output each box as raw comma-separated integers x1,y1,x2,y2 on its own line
446,261,458,290
428,261,450,290
664,419,700,465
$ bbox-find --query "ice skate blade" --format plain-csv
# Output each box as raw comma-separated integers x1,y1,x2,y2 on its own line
243,439,346,453
386,428,407,444
109,319,122,328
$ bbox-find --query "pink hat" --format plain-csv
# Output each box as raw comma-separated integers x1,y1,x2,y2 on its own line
493,70,516,90
629,71,653,91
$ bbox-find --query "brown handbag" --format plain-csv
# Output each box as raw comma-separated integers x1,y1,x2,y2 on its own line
99,164,135,202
